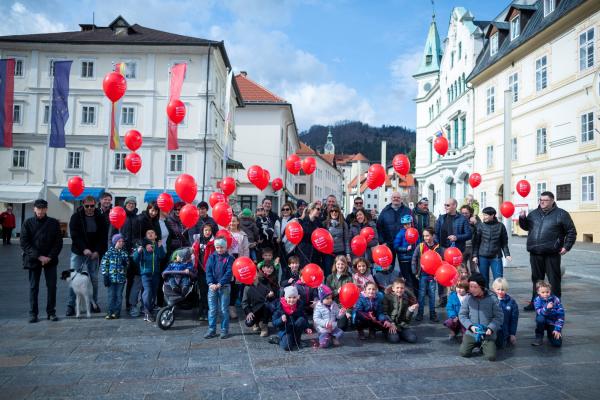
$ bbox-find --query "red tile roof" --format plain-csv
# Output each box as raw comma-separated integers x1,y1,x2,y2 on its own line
235,73,287,104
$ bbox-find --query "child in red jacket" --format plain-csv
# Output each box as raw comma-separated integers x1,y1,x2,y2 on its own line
192,224,214,321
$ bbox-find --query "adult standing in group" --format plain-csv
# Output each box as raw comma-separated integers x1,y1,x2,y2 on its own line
376,192,413,272
412,198,436,237
519,191,576,311
472,207,511,289
345,197,365,225
0,205,16,245
256,200,277,257
165,202,190,254
262,198,279,225
274,202,296,269
98,192,113,226
349,209,378,262
460,204,479,274
138,201,162,240
434,198,471,307
188,201,218,243
20,199,63,323
322,204,351,277
297,202,324,267
66,196,109,316
294,200,307,219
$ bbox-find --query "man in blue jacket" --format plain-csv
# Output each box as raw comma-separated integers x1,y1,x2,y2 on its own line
376,192,413,272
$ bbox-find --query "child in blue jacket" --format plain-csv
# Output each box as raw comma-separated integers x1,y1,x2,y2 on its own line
532,280,564,347
204,237,234,339
444,280,469,340
271,286,311,351
101,234,129,319
353,281,391,340
132,229,166,322
393,215,417,289
491,278,519,348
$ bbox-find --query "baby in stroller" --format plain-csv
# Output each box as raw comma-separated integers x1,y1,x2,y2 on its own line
163,248,196,300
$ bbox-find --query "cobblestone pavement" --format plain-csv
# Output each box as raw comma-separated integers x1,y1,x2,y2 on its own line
0,237,599,399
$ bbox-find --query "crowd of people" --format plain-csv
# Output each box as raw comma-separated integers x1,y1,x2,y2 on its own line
19,189,576,357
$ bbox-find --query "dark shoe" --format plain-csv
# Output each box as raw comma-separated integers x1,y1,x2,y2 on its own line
198,314,208,322
204,331,218,339
531,336,543,346
29,315,39,323
220,332,231,339
430,312,439,322
47,315,59,322
357,330,367,340
105,314,113,320
524,302,535,312
415,313,423,322
65,307,75,317
438,297,447,308
268,336,280,345
368,329,376,339
91,305,101,313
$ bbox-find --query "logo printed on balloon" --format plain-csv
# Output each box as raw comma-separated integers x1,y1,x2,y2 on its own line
125,152,142,174
67,176,85,198
516,179,531,198
311,228,334,254
301,264,324,288
435,263,460,287
109,206,126,229
372,245,393,269
209,192,228,208
213,202,233,227
351,235,367,256
443,247,463,267
405,228,419,245
167,99,186,124
469,173,482,188
286,154,302,175
271,178,283,192
285,221,303,245
392,154,410,176
157,192,174,213
232,257,257,285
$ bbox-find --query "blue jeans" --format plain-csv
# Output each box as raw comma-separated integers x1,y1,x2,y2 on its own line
108,283,124,316
418,273,437,314
141,274,160,314
479,257,503,289
68,253,99,307
535,315,562,347
208,285,231,333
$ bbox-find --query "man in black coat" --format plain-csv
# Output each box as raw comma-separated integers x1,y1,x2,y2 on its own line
66,196,108,316
519,191,576,310
20,199,63,323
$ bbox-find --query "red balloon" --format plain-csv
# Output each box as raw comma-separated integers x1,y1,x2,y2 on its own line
179,204,199,229
109,206,126,229
392,154,410,176
67,176,84,198
444,247,463,267
174,174,197,203
262,170,271,191
102,72,127,102
232,257,257,285
301,263,324,288
124,129,142,152
435,263,460,287
360,227,375,243
219,177,236,196
469,173,482,188
516,179,531,197
247,165,267,190
271,178,283,192
302,157,317,175
421,249,442,275
434,136,448,156
216,229,233,248
213,201,233,227
167,99,186,124
351,235,367,256
367,164,386,190
285,221,303,245
372,245,393,269
339,282,360,308
311,228,334,254
157,192,174,213
500,201,515,218
405,228,419,245
286,154,302,175
209,192,228,208
125,152,142,174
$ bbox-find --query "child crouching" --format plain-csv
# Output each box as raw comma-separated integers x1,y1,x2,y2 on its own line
444,280,469,341
531,281,564,347
354,281,387,340
313,285,345,348
242,274,274,337
271,286,312,351
382,278,419,343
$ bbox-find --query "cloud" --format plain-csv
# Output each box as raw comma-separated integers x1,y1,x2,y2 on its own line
0,2,68,35
389,49,422,101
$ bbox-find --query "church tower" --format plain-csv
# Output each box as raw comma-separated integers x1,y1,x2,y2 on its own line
324,127,335,154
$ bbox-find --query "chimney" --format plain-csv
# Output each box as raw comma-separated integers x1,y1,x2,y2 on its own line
240,71,247,77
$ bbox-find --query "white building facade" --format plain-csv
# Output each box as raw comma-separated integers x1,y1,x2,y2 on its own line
296,142,343,205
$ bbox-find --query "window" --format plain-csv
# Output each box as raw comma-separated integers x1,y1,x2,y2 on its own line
461,116,466,147
486,86,495,115
367,194,371,199
14,59,23,77
536,128,547,155
121,106,135,125
458,42,462,60
582,175,595,202
169,154,183,172
239,195,257,212
486,145,494,168
81,105,96,125
480,191,487,208
581,112,594,143
43,104,49,124
81,60,94,78
490,33,499,56
12,149,27,168
125,62,137,79
544,0,555,16
579,28,595,71
451,51,455,68
13,104,22,124
67,151,82,170
536,182,547,199
536,56,548,91
453,118,459,149
510,16,520,41
428,140,433,164
295,183,306,195
509,72,519,102
114,153,126,171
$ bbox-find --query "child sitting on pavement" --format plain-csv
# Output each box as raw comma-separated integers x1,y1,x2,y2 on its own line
531,280,564,347
313,285,345,348
242,274,273,337
271,286,312,351
354,281,388,340
382,278,419,343
492,278,519,348
444,280,469,341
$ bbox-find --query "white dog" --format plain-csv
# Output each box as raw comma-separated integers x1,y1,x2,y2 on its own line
61,270,97,318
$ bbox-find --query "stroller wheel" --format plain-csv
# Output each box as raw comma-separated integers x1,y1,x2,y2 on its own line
157,307,175,330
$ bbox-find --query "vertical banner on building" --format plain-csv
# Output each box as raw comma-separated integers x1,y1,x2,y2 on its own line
49,61,72,148
109,63,126,150
0,59,15,148
167,63,186,150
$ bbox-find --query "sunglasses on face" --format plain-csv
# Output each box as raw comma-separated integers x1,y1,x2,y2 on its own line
354,202,363,205
444,204,451,207
257,208,264,211
83,204,95,209
330,210,339,213
174,208,181,212
314,207,321,211
282,208,290,211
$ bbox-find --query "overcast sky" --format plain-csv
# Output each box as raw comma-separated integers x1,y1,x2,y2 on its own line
0,0,501,130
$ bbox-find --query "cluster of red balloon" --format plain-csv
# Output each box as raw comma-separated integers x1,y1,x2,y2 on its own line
124,130,142,174
286,154,316,176
247,165,269,191
420,247,462,287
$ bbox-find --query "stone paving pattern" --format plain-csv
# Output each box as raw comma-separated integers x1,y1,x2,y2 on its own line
1,237,599,399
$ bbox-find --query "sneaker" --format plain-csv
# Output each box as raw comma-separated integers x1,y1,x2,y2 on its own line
430,312,439,322
144,313,155,322
259,322,269,337
105,314,113,320
415,313,423,322
524,302,535,312
29,315,39,323
220,332,230,339
65,307,75,317
91,305,101,313
531,336,543,346
111,313,119,319
198,315,208,322
204,331,218,339
47,314,59,322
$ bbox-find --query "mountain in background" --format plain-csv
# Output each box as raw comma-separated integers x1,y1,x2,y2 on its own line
300,121,416,171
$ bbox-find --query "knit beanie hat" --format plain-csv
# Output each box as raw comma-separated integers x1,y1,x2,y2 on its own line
111,234,123,246
469,272,486,290
284,286,299,298
318,285,333,301
241,208,252,218
124,196,137,206
214,238,227,248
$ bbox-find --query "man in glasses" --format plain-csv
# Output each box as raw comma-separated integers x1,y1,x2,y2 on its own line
376,191,414,273
412,197,436,237
66,195,109,316
345,196,364,225
519,191,576,311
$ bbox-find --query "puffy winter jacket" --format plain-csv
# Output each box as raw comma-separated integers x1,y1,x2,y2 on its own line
353,292,387,323
495,293,519,336
324,219,350,255
376,203,413,246
459,290,504,340
101,246,128,284
518,204,576,255
534,294,565,332
132,239,166,276
472,220,510,258
393,228,417,262
325,272,353,302
137,211,162,241
446,291,469,319
313,301,341,334
205,252,234,287
240,216,260,247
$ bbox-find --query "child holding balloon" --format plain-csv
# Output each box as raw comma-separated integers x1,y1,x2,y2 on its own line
411,227,442,322
382,278,418,343
313,285,345,348
271,286,312,351
325,255,353,330
393,215,418,289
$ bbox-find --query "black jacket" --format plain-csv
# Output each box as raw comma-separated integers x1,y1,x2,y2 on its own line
187,215,218,244
69,207,108,256
108,207,141,253
165,211,189,253
137,211,162,241
20,215,63,269
518,204,577,255
241,280,272,314
472,220,510,259
376,203,413,246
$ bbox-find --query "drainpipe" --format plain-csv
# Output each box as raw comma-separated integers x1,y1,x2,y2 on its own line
283,120,294,205
201,44,212,201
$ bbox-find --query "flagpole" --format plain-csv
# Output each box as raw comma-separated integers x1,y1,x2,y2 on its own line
42,65,55,201
163,65,171,192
